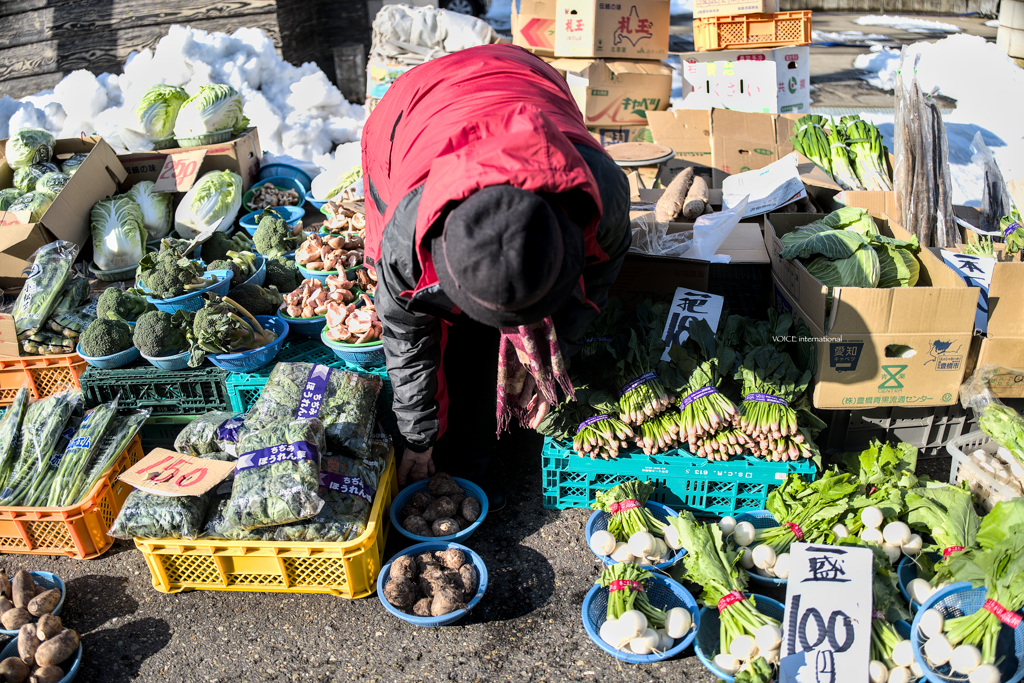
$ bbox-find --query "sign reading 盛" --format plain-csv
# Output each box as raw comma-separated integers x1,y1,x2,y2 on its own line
660,288,724,361
779,543,873,683
119,448,235,497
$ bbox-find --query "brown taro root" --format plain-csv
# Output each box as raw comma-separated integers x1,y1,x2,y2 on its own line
0,597,13,615
412,598,432,617
655,166,695,223
399,503,423,521
403,515,432,537
427,473,463,498
437,547,466,571
1,608,31,631
418,577,435,599
383,578,419,610
444,571,464,594
29,665,65,683
421,497,456,523
414,552,439,573
0,573,9,600
11,571,34,610
448,492,466,508
36,615,61,641
18,623,37,666
432,518,460,537
390,554,417,581
430,585,466,616
408,491,434,509
0,657,28,683
461,497,482,523
420,567,447,585
460,564,478,601
681,175,709,220
27,589,60,617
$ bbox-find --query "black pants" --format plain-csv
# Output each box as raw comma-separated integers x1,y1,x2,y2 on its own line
429,315,500,484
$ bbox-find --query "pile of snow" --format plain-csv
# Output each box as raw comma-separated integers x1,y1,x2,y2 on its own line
854,15,962,34
811,30,889,45
0,25,365,170
854,34,1024,207
985,19,1001,27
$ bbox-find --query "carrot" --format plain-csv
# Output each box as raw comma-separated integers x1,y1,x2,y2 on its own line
682,175,709,220
655,167,694,222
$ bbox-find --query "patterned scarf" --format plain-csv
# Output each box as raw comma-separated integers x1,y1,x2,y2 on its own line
496,317,574,436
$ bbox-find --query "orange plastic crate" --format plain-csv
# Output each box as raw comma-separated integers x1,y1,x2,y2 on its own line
0,434,144,559
693,11,812,51
0,353,88,406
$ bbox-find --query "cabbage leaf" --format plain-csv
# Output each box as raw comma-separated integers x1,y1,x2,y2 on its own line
780,224,870,260
91,196,146,271
133,85,189,141
7,192,53,222
5,129,55,168
173,170,242,239
35,172,69,199
173,85,250,139
127,181,173,241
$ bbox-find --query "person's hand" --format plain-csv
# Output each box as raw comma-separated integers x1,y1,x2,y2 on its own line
398,446,435,488
527,395,551,430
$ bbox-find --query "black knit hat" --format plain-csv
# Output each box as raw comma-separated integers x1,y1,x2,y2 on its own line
432,185,584,328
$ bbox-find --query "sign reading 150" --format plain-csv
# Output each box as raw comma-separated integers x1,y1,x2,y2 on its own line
133,455,209,487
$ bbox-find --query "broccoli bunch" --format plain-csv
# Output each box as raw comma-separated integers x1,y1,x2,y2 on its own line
203,231,254,264
227,284,283,317
253,210,303,257
187,294,278,367
97,286,155,323
79,318,133,358
133,310,194,358
137,251,214,299
265,256,302,292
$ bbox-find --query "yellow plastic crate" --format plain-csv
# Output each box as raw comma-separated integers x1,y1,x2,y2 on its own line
135,449,396,599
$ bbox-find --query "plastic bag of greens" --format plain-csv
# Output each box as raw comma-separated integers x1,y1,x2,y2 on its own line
61,153,88,176
109,489,213,540
11,240,80,334
0,388,30,492
35,172,69,199
13,163,58,194
961,366,1024,466
69,408,151,506
201,477,261,540
243,363,381,459
0,391,80,506
174,411,245,457
0,188,22,211
5,129,55,168
45,399,119,507
8,191,53,222
222,418,326,530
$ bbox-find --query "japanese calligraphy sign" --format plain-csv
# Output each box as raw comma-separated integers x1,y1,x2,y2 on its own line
319,472,375,503
297,365,333,419
119,448,235,497
941,250,995,334
660,288,724,361
153,149,207,193
235,441,319,473
780,543,872,683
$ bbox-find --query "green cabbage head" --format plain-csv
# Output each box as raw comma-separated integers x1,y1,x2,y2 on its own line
133,84,189,141
173,85,250,139
35,172,70,199
91,195,146,271
174,170,242,239
8,192,53,222
127,181,173,241
5,128,55,168
13,163,58,194
61,153,88,176
0,188,22,212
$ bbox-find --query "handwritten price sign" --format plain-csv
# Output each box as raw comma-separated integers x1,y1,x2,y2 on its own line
119,448,233,497
153,149,207,193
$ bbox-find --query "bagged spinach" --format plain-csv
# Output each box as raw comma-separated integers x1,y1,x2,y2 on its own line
243,363,381,459
174,411,245,457
109,489,213,540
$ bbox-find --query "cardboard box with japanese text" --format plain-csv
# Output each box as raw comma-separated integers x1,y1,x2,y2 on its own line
117,128,262,194
554,0,671,60
588,124,653,146
646,109,714,171
693,0,778,17
513,0,558,54
676,46,810,115
710,108,799,185
765,213,979,409
549,58,672,126
0,136,126,288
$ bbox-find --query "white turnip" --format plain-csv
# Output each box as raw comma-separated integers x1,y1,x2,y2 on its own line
907,578,933,605
860,527,884,544
869,660,888,683
733,522,756,547
590,530,616,556
752,544,777,570
611,543,634,564
729,634,758,661
887,666,912,683
919,609,945,638
664,607,692,639
618,610,647,640
628,532,656,559
882,542,902,565
968,664,1000,683
773,553,791,580
924,632,952,666
832,523,849,538
902,534,923,556
739,550,755,570
600,619,622,648
714,654,741,675
951,644,982,674
891,640,914,668
754,624,782,652
882,521,911,547
861,506,885,529
719,516,737,535
629,628,660,655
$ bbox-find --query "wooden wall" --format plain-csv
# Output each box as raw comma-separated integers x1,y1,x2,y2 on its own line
0,0,370,100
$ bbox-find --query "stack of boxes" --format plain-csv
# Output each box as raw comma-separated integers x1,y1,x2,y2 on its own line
512,0,674,148
678,0,812,115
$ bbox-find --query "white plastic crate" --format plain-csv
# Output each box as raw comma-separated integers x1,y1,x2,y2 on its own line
946,431,1021,512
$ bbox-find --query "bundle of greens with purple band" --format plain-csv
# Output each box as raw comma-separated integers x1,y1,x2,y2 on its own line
735,346,818,461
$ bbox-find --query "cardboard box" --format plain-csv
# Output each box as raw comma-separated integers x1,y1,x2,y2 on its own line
588,124,653,146
710,109,798,185
645,109,713,169
693,0,778,18
117,128,262,193
0,137,126,287
366,57,418,100
513,0,558,55
765,213,980,409
549,58,672,126
554,0,671,60
676,46,811,115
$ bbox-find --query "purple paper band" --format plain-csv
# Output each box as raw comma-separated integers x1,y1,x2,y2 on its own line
296,365,333,419
577,414,611,434
319,472,375,502
236,441,319,472
681,386,718,409
744,392,789,407
217,417,245,442
1005,222,1020,237
618,372,659,397
586,336,613,343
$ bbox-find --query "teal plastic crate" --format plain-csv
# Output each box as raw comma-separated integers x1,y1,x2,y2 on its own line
80,363,231,415
541,437,817,516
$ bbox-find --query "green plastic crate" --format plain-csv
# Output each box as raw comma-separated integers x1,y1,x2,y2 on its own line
541,437,817,516
80,362,231,415
139,415,193,452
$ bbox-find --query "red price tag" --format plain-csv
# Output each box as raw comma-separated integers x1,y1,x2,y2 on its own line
153,149,207,193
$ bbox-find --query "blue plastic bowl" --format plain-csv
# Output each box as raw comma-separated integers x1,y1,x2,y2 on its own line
582,573,699,663
321,328,385,367
142,269,232,314
305,190,327,211
244,176,306,212
76,342,141,370
276,310,326,337
734,511,787,588
239,206,305,236
238,255,266,289
0,571,66,636
259,163,313,192
912,582,1024,683
206,316,289,373
390,477,488,544
898,553,940,613
141,350,191,371
377,541,488,627
695,594,786,682
0,638,81,682
297,263,339,285
585,502,686,570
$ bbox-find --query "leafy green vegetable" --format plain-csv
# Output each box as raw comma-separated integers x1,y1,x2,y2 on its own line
34,171,69,199
91,195,146,271
173,84,249,138
132,84,189,141
5,129,54,168
8,191,53,222
757,471,859,554
11,240,79,334
109,488,213,540
597,563,666,628
591,480,665,542
173,411,243,457
45,400,118,506
60,152,88,176
905,482,980,580
0,389,29,492
13,163,58,194
72,409,150,505
826,117,865,191
173,170,242,239
127,181,173,241
843,117,893,192
0,188,21,211
187,294,278,367
0,391,80,506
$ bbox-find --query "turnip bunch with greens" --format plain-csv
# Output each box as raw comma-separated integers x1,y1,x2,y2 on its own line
591,480,666,543
609,303,675,427
595,563,695,655
905,483,980,593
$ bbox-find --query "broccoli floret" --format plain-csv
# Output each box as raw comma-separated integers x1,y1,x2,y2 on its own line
96,287,154,322
253,211,302,257
207,259,242,287
227,284,284,317
141,251,213,299
79,318,133,358
133,310,193,358
201,231,237,264
188,295,278,367
265,256,302,292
